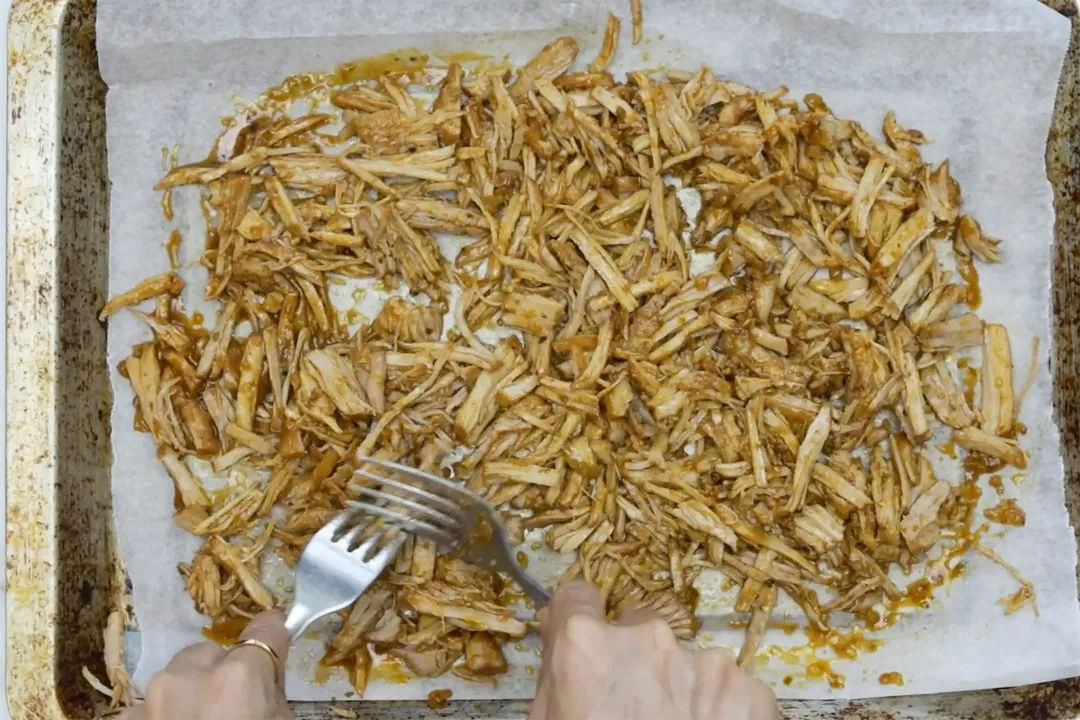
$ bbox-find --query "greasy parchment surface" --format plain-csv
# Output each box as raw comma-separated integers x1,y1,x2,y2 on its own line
96,0,1080,700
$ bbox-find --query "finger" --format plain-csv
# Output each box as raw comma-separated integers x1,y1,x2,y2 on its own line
164,641,226,673
527,685,549,720
542,581,604,646
692,648,739,719
749,677,781,720
612,606,660,627
240,610,290,662
228,609,290,683
536,606,551,637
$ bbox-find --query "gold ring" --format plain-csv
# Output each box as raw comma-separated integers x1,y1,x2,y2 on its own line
227,638,280,668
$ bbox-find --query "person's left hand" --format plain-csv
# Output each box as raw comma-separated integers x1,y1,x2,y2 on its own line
120,610,292,720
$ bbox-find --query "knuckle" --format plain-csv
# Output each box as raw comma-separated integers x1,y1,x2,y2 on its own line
558,613,607,661
563,612,603,643
645,615,671,634
700,647,737,672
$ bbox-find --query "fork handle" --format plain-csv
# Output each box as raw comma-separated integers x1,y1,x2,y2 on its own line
284,602,318,642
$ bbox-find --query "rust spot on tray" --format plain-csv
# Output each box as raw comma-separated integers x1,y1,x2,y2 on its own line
999,678,1080,719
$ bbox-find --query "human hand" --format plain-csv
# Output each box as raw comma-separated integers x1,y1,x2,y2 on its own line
530,582,779,720
121,610,292,720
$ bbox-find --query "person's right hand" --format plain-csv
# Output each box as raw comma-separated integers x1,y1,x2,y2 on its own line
530,582,779,720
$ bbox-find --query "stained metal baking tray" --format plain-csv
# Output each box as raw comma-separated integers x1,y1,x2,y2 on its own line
8,0,1080,717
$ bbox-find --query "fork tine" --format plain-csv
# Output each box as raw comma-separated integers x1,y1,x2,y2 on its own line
318,509,356,541
352,485,461,531
356,457,484,508
333,518,371,549
351,528,386,558
353,467,466,519
346,500,456,547
368,533,406,565
349,526,384,557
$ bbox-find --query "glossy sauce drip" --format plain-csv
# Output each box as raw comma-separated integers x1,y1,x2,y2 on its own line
937,439,956,458
427,689,453,710
958,259,982,309
312,653,353,686
370,657,411,684
201,616,250,645
904,579,934,608
806,660,845,689
955,479,983,525
804,626,884,660
964,453,1006,481
879,671,904,686
984,498,1026,526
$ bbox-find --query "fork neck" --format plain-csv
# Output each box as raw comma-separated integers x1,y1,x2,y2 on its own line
284,602,318,642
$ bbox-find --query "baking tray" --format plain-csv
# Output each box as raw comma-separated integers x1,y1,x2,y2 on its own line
8,0,1080,717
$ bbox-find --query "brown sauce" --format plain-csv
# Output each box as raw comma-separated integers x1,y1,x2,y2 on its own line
804,626,884,660
313,654,352,686
964,453,1006,481
937,439,956,458
264,51,431,104
957,259,981,310
879,671,904,687
427,689,453,710
903,579,934,608
201,616,250,645
984,499,1026,527
806,660,845,689
370,657,411,684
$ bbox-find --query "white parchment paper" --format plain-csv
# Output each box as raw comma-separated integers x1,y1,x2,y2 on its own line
97,0,1080,700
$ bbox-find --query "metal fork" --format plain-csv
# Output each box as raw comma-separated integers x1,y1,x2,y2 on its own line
283,511,404,641
349,456,551,605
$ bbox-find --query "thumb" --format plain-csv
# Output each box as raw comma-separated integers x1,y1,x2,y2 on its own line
541,581,604,647
232,609,290,683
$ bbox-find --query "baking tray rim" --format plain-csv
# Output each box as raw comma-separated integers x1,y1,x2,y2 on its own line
8,0,1080,718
